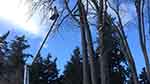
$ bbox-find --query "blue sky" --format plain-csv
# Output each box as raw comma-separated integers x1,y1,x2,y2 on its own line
0,18,81,73
0,0,149,74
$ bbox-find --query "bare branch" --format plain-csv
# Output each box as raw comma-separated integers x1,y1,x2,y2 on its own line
64,0,80,24
107,1,139,83
147,0,150,34
135,0,150,82
56,2,78,29
90,0,99,11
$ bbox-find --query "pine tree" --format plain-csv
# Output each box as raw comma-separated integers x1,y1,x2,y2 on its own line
139,67,150,84
63,47,82,84
0,31,10,84
30,54,59,84
95,16,130,84
0,31,9,66
9,35,30,84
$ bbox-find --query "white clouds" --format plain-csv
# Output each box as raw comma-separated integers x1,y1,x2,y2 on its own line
108,1,136,26
0,0,41,36
119,3,136,25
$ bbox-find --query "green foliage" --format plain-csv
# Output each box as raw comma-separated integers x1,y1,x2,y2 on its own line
63,24,130,84
0,30,136,84
9,35,30,67
139,67,150,84
109,24,130,84
30,54,59,84
0,33,60,84
9,35,30,84
63,47,82,84
95,15,130,84
0,33,31,84
0,31,10,82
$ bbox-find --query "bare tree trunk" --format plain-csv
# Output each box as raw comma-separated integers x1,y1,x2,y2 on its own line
105,1,139,83
135,0,150,82
114,23,139,84
83,6,98,84
78,0,97,84
80,19,90,84
78,0,90,84
147,0,150,35
16,67,22,84
90,0,111,83
99,25,110,84
84,20,98,84
97,0,110,84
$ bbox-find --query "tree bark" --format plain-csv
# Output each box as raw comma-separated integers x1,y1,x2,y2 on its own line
78,0,90,84
78,0,98,84
105,1,139,83
135,0,150,82
97,0,110,84
16,67,22,84
115,24,139,84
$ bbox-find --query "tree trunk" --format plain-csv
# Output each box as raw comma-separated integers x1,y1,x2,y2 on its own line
97,0,110,84
78,0,90,84
78,0,97,84
135,0,150,82
147,0,150,35
84,6,98,84
16,67,22,84
98,21,110,84
111,18,139,84
106,0,139,82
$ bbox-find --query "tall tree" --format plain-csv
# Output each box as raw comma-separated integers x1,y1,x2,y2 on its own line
139,67,150,84
107,19,130,83
0,31,9,70
30,54,59,84
63,47,82,84
9,35,30,84
107,0,139,83
135,0,150,82
147,0,150,35
95,15,130,84
0,31,10,84
78,1,98,84
77,0,91,84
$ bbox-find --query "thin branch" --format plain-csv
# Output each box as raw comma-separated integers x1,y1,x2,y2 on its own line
88,1,97,11
141,0,146,45
64,0,80,24
108,1,123,29
135,0,150,82
56,2,78,29
90,0,99,11
107,1,139,83
147,0,150,34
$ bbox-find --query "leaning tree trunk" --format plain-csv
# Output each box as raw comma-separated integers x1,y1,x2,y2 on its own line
115,24,139,84
107,14,139,83
78,0,90,84
103,0,139,83
135,0,150,82
147,0,150,35
108,11,139,84
78,1,97,84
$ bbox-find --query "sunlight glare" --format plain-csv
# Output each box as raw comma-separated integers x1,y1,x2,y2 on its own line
0,0,39,35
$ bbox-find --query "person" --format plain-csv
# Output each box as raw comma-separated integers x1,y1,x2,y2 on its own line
50,6,59,20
